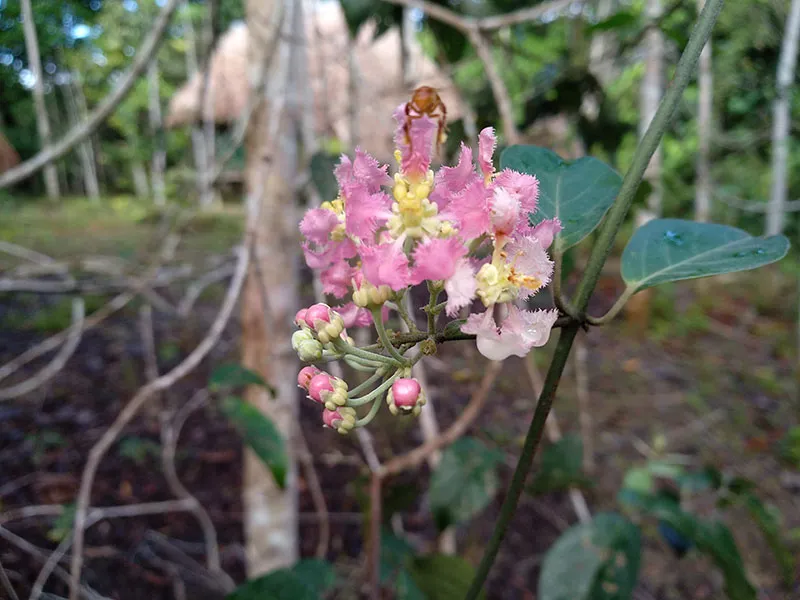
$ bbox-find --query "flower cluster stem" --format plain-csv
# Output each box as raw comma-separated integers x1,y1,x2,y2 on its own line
348,371,401,407
466,1,725,596
426,282,442,335
371,308,409,364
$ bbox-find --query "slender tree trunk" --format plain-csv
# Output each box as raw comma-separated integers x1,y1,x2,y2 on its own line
21,0,60,200
242,0,299,576
148,60,167,206
182,5,212,206
131,160,150,198
198,0,218,208
695,0,713,223
767,0,800,235
63,77,100,200
640,0,663,216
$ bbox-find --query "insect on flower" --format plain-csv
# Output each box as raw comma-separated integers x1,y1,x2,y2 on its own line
403,85,447,156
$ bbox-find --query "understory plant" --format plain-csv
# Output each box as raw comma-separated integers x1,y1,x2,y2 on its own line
222,0,793,598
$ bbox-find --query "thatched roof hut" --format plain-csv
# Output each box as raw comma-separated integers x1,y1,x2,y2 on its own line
166,3,463,161
0,131,20,174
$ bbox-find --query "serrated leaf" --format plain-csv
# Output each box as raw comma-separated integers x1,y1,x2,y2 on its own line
531,434,590,493
210,363,273,394
408,554,485,600
499,145,623,251
428,437,502,530
220,396,287,488
621,219,789,292
539,513,641,600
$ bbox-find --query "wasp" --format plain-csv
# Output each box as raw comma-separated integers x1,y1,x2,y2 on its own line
402,86,447,156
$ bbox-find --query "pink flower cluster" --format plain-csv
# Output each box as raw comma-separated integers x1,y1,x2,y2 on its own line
299,106,561,362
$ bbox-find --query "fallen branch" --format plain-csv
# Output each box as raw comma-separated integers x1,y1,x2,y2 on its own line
0,298,85,401
0,0,182,189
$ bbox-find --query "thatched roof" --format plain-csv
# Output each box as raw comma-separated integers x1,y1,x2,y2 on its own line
166,3,463,160
0,131,20,174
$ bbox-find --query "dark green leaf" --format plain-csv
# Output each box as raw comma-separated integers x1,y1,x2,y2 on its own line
428,437,502,530
340,0,400,38
309,151,340,202
226,570,317,600
531,434,590,493
741,495,794,586
539,513,641,600
588,11,638,33
679,466,722,494
500,145,623,251
650,504,757,600
220,396,288,488
380,531,425,600
621,219,790,292
210,363,273,394
408,554,485,600
290,560,337,595
442,319,466,338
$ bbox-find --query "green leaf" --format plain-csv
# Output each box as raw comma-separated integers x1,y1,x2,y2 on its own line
210,363,273,393
741,495,794,586
621,219,790,292
531,434,590,493
442,319,466,338
428,437,502,530
650,505,757,600
588,11,638,33
380,531,425,600
408,554,485,600
220,396,288,488
309,151,340,202
499,145,623,251
47,504,76,543
226,559,336,599
539,513,641,600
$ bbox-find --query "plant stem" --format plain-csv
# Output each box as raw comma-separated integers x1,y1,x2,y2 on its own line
426,282,442,334
348,371,400,407
355,392,385,427
371,308,409,364
333,338,399,367
392,292,420,333
348,370,386,397
586,286,636,325
466,1,725,595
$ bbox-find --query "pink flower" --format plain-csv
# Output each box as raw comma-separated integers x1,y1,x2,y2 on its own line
430,144,481,210
336,302,377,328
494,169,539,218
394,104,437,181
320,260,357,298
335,149,392,192
387,377,426,415
300,208,340,244
359,243,412,291
304,303,333,328
462,305,559,361
490,186,522,237
440,179,491,240
411,237,467,284
444,258,477,316
478,127,496,178
530,218,562,250
343,186,392,241
505,236,554,299
302,236,357,270
308,372,335,404
294,308,308,327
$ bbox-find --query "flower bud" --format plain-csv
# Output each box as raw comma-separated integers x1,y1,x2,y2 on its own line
304,303,345,344
297,339,323,362
297,366,321,390
322,406,357,434
294,308,309,328
307,372,348,409
292,329,315,350
386,378,426,416
352,277,392,309
304,303,332,328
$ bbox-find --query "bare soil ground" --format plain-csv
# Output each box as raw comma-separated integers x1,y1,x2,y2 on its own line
0,202,797,599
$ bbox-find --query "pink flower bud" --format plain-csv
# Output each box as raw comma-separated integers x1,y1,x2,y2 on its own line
322,408,344,429
304,303,332,328
297,366,321,390
391,378,422,409
307,373,334,404
295,308,308,327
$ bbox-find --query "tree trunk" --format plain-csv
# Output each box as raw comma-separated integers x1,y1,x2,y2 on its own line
197,1,218,209
695,0,713,223
242,0,299,576
63,76,100,200
183,4,211,206
640,0,663,216
131,160,150,198
767,0,800,235
21,0,60,200
147,60,167,206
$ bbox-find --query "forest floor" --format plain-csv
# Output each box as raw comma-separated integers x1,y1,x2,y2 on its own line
0,198,798,600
